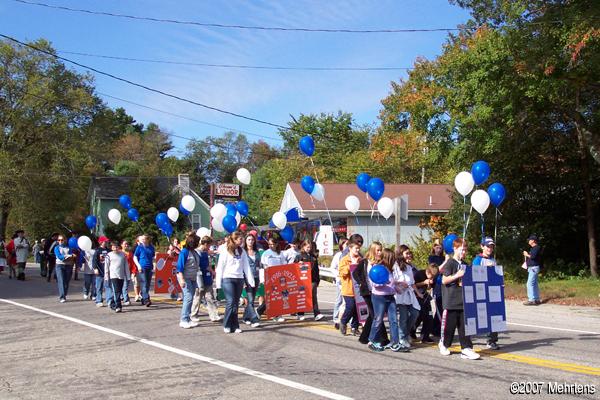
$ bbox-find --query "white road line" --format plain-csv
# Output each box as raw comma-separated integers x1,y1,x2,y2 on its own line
0,298,353,400
507,322,600,335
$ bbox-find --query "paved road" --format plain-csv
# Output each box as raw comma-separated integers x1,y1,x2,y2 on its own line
1,265,599,399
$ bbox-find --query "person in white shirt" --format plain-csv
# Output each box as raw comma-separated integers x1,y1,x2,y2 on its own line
215,231,255,333
14,230,30,280
330,238,348,327
105,242,129,313
283,242,300,264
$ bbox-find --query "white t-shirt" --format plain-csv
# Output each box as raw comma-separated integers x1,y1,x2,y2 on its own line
261,249,287,268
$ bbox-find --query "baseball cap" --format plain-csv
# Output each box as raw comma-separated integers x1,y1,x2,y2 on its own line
481,237,495,247
98,236,110,243
527,234,538,241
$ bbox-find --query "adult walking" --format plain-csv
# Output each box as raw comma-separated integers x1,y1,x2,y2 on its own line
134,234,155,307
176,233,200,328
94,237,111,307
105,241,129,313
54,234,75,302
523,235,542,306
242,234,261,327
0,236,7,275
215,232,255,333
295,240,324,321
14,230,30,280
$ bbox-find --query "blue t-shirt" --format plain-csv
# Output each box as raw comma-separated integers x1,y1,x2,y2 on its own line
197,250,213,286
134,244,155,270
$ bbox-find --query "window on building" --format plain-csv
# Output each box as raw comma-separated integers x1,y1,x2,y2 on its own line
192,214,201,230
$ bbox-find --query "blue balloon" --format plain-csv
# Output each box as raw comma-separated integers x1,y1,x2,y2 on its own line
222,215,238,233
236,201,249,217
299,136,315,157
443,233,458,254
280,225,294,242
179,203,190,216
225,203,238,217
367,177,385,201
163,223,173,237
155,212,169,229
301,176,315,195
68,237,79,250
368,264,390,285
471,160,491,185
127,208,139,222
356,172,371,193
488,182,506,208
85,215,97,230
285,207,300,223
119,194,132,210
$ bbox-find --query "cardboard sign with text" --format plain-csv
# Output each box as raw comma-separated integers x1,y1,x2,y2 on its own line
154,253,181,295
264,262,313,317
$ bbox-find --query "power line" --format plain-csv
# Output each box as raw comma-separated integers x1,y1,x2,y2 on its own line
97,92,283,142
11,0,461,33
60,50,412,71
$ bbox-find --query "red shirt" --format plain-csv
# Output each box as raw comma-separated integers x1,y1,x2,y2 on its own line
125,251,137,275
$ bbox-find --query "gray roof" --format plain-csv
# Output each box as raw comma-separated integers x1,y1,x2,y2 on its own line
90,176,179,199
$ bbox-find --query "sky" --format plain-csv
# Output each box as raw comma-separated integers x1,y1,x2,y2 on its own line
1,0,471,156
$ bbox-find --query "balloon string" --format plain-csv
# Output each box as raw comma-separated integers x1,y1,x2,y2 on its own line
376,213,385,243
463,205,473,238
480,214,485,242
136,222,145,234
462,196,467,237
309,157,335,235
494,208,498,244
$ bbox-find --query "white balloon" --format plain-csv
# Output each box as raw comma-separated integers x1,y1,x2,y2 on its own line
236,168,251,185
454,171,475,197
167,207,179,222
196,227,211,238
181,195,196,212
311,183,325,202
211,218,225,233
108,208,121,225
77,236,92,252
471,189,491,215
345,195,360,214
235,212,241,226
210,203,227,220
377,197,394,220
272,211,287,230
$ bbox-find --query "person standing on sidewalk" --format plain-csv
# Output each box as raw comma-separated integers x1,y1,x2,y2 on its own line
134,234,155,307
14,230,30,281
54,235,75,302
523,235,542,306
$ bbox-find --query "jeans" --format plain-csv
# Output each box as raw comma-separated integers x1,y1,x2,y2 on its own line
122,279,130,302
192,285,220,320
359,295,388,344
110,278,124,310
527,266,540,301
180,279,198,322
55,264,72,300
333,280,343,322
139,268,153,302
397,304,419,344
222,278,244,331
370,295,399,344
341,296,359,329
47,258,56,282
95,276,104,303
83,274,96,296
243,285,260,323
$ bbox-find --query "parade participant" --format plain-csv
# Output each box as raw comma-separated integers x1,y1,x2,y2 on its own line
473,237,501,349
283,241,300,264
14,230,30,280
352,241,389,345
439,238,480,360
93,237,111,307
33,240,41,275
6,234,17,279
242,234,261,327
331,238,348,329
131,236,142,302
45,233,58,282
215,232,255,333
54,235,75,302
394,248,422,349
105,241,129,313
121,240,135,306
134,234,155,307
368,248,404,352
429,241,445,336
176,233,200,328
257,237,287,322
338,241,361,336
168,237,183,301
0,236,6,275
81,245,96,300
38,238,47,277
191,236,221,322
523,235,542,306
295,240,324,321
413,264,438,343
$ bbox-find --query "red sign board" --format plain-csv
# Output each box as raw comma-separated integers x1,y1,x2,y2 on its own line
154,253,181,295
264,262,313,317
214,183,240,197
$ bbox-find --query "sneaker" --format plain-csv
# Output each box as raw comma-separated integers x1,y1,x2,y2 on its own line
351,328,358,336
95,303,104,307
390,343,410,353
399,339,411,349
210,317,221,322
189,321,199,328
339,324,347,335
146,300,152,307
486,342,500,350
123,301,131,306
534,300,542,305
383,343,393,350
523,301,536,306
334,323,340,330
461,348,481,360
223,327,231,333
251,322,260,328
115,308,122,313
297,315,306,321
176,297,183,301
59,298,66,303
439,341,451,356
368,342,384,352
315,314,324,321
244,320,252,325
234,328,243,333
275,317,285,323
91,296,96,301
191,316,201,322
83,294,88,300
135,297,141,302
180,321,193,329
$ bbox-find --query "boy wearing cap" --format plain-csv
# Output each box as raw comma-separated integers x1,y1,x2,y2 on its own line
523,235,542,306
473,237,501,350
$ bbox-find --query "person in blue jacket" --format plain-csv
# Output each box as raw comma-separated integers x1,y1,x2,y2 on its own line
134,234,156,307
176,233,200,328
54,234,75,303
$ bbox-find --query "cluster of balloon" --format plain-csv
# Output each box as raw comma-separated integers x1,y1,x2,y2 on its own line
368,264,390,284
350,173,389,219
118,194,139,223
155,212,173,237
300,175,325,202
210,201,245,234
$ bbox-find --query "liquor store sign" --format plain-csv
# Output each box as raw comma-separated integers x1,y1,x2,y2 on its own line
214,183,240,198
